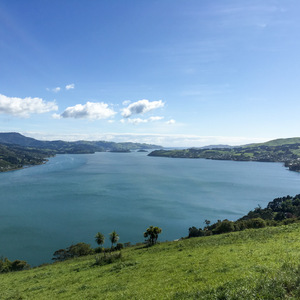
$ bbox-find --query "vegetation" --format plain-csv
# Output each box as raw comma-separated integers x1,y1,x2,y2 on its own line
148,137,300,172
189,194,300,238
0,143,55,172
0,258,30,273
143,226,162,246
1,223,300,299
109,231,120,249
0,132,161,172
0,132,161,154
95,232,105,248
52,243,94,262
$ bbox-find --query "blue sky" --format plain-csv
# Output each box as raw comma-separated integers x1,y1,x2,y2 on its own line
0,0,300,147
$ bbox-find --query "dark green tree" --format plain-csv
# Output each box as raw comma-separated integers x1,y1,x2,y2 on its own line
95,232,105,247
144,226,162,246
109,231,119,249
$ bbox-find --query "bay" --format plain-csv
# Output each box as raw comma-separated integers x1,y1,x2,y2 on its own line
0,151,299,266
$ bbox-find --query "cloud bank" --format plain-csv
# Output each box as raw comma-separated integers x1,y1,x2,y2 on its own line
121,116,164,125
122,99,164,118
0,94,58,117
24,131,268,148
54,101,116,120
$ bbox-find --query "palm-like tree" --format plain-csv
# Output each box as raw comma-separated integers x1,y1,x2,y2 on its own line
144,226,162,246
95,232,105,247
109,231,119,249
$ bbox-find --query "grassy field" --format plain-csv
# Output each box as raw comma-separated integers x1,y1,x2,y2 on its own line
1,224,300,299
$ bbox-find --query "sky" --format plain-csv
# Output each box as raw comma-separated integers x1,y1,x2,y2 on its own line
0,0,300,147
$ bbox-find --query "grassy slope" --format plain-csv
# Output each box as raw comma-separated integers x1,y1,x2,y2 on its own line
1,224,300,299
246,137,300,147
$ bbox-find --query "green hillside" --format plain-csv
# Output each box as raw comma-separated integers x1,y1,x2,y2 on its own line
247,137,300,147
0,132,162,172
0,144,55,172
1,223,300,299
149,137,300,172
0,132,161,153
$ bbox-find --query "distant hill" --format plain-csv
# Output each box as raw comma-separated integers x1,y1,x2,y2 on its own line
246,137,300,147
149,137,300,172
0,132,162,172
199,144,233,149
0,132,161,153
0,143,54,172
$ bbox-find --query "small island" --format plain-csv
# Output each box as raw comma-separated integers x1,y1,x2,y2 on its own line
109,149,131,153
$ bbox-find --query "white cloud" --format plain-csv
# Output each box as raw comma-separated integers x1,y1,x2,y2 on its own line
52,113,62,119
53,87,61,93
128,118,148,124
148,116,164,122
66,83,75,90
0,93,58,117
46,87,61,93
121,116,164,125
166,119,176,124
56,101,116,120
24,131,268,148
121,99,164,118
122,100,131,106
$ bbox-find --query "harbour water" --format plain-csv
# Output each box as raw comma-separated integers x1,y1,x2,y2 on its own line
0,151,299,266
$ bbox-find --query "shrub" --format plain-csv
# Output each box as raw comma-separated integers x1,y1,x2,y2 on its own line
68,242,94,257
0,257,29,273
95,247,104,253
115,243,124,250
188,226,205,238
53,242,94,261
94,252,122,266
10,260,30,271
245,217,266,229
213,220,235,234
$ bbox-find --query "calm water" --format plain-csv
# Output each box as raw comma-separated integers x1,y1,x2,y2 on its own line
0,151,299,266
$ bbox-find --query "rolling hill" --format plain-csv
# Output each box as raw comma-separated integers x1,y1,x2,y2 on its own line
149,137,300,172
0,132,161,172
1,223,300,299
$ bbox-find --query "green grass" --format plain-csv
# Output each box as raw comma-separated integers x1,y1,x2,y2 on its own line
1,224,300,299
247,137,300,147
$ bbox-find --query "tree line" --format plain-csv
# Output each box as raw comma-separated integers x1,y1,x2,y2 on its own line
188,194,300,238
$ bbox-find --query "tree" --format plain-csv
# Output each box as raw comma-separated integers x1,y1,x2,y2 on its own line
213,219,235,234
204,219,211,230
95,232,105,247
67,242,93,257
144,226,162,246
109,231,119,249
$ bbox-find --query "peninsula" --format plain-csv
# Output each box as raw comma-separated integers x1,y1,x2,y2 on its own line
148,137,300,172
0,132,161,172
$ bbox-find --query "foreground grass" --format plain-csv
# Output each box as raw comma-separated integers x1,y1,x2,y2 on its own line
1,224,300,299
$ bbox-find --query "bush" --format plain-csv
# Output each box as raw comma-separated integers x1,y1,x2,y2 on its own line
213,220,235,234
95,247,104,253
10,260,30,271
0,257,29,273
115,243,124,250
68,242,94,257
53,242,94,261
245,217,266,229
94,252,122,266
188,226,205,238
